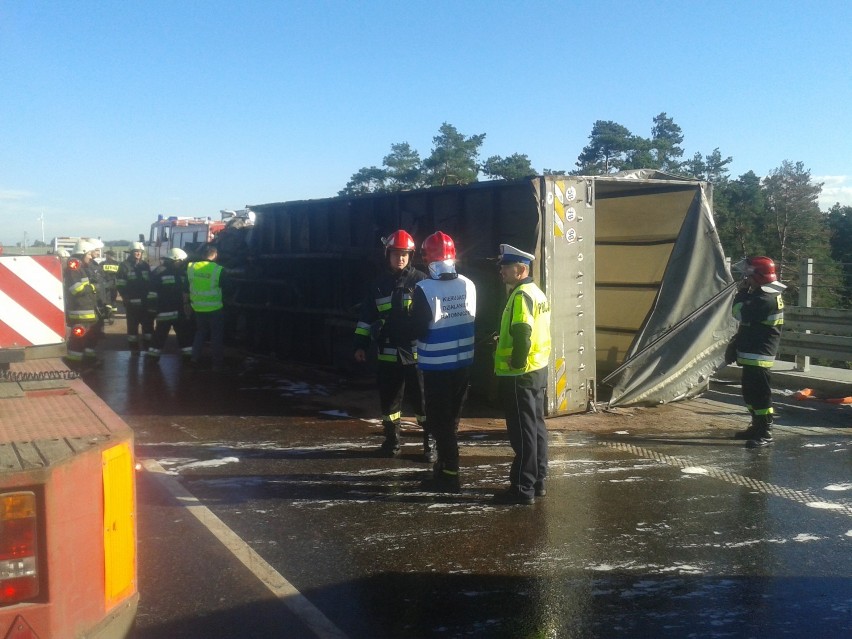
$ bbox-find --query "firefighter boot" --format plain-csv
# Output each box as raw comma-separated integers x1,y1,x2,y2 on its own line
423,460,460,493
746,414,773,448
733,414,761,440
422,431,437,464
379,422,401,457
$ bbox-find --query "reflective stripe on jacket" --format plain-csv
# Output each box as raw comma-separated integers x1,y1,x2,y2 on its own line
415,275,476,371
353,264,427,365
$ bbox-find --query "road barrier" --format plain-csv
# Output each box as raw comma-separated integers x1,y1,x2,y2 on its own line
779,259,852,368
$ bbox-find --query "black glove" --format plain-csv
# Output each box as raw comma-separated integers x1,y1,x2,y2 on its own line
724,338,738,365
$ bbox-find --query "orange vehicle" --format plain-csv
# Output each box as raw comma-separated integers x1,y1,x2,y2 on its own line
0,255,138,638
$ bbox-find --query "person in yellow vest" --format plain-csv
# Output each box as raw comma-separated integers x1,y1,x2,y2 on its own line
492,244,551,505
187,244,226,371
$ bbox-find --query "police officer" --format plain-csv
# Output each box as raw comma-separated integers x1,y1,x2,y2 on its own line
116,241,152,355
146,248,193,362
407,231,476,493
726,256,785,448
64,239,101,368
492,244,552,505
354,230,432,459
187,244,226,371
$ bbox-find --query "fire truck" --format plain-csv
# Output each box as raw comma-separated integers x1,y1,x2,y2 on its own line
0,255,138,638
144,210,254,265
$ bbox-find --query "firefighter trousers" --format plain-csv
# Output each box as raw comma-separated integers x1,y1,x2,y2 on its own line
125,303,153,347
741,365,773,418
377,360,425,430
152,317,194,352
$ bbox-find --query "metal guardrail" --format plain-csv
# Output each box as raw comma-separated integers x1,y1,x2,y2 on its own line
775,258,852,369
780,307,852,361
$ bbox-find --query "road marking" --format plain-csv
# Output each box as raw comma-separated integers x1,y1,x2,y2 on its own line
601,440,852,518
142,459,350,639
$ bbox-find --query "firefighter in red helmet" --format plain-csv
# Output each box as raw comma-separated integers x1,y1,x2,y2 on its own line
405,231,477,493
354,230,432,459
725,256,786,447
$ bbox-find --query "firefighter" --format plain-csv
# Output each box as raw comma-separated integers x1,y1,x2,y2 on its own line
99,249,121,313
492,244,552,505
85,239,110,337
725,256,786,448
406,231,476,493
64,239,102,368
354,230,432,459
146,247,193,362
116,241,153,355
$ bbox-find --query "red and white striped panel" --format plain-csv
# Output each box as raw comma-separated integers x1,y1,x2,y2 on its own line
0,255,66,348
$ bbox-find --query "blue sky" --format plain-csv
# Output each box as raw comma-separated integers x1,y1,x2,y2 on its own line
2,0,850,246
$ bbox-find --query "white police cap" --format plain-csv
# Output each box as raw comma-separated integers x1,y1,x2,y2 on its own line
498,244,535,265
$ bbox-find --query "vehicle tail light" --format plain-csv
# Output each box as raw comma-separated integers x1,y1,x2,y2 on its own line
0,491,39,605
71,324,87,338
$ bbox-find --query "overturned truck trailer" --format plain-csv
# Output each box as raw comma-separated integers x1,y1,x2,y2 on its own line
236,171,736,415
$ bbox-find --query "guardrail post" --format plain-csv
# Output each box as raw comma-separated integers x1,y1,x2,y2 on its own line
794,258,813,372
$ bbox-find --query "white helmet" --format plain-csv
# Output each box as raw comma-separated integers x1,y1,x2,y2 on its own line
73,238,100,256
57,248,71,258
167,247,188,261
132,241,145,252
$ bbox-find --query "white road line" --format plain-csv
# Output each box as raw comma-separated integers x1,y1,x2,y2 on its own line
142,459,350,639
601,440,852,517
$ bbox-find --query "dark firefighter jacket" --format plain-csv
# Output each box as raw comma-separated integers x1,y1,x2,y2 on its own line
99,257,120,300
150,260,188,321
116,257,151,308
64,257,98,325
731,283,785,367
354,264,427,366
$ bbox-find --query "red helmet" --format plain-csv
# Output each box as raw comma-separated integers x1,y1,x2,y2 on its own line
422,231,456,263
746,256,777,285
383,230,415,253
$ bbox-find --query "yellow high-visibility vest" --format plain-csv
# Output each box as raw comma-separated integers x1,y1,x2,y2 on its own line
495,281,551,375
187,261,223,312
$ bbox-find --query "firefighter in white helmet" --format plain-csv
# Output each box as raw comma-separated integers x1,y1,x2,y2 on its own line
116,241,153,355
354,230,432,459
63,239,102,368
146,247,193,362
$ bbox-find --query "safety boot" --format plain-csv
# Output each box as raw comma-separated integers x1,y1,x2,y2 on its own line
733,423,761,440
422,461,460,493
378,422,401,457
733,415,761,440
745,415,773,448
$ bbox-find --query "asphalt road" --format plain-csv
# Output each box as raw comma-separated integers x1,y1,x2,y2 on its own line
82,331,851,639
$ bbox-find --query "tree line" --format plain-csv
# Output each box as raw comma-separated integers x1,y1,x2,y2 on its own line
341,116,852,308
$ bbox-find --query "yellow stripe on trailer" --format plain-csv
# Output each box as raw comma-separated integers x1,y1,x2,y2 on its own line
102,441,137,610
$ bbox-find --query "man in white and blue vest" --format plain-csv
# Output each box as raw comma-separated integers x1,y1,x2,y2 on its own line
407,231,476,493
